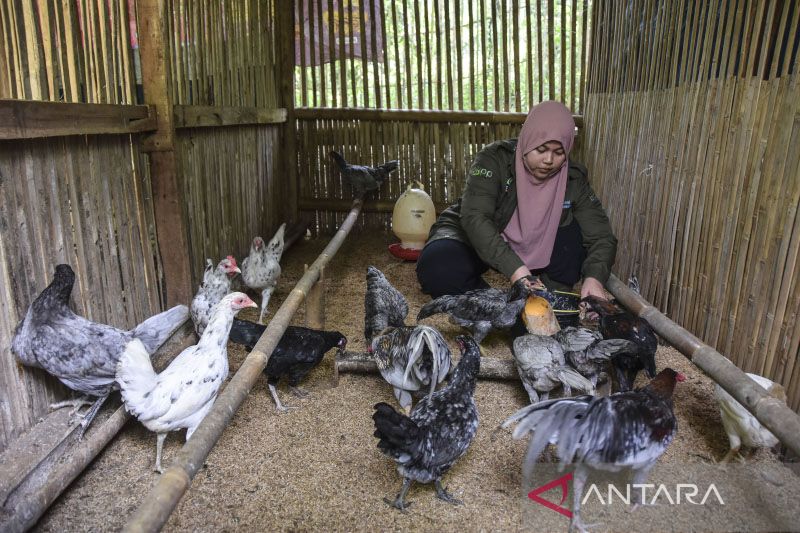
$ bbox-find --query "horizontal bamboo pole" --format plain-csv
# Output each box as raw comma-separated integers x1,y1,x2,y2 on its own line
295,107,585,128
299,197,450,214
173,105,287,129
334,350,519,381
606,275,800,457
0,100,157,139
0,321,195,533
123,198,365,533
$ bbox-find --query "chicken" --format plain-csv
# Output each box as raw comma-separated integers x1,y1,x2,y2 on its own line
116,292,256,472
228,319,347,412
364,266,409,343
11,264,188,438
372,335,480,510
580,296,658,391
503,368,684,533
190,255,240,336
512,334,595,403
555,326,639,388
369,325,452,414
241,223,286,324
714,373,786,462
417,278,532,344
330,150,399,198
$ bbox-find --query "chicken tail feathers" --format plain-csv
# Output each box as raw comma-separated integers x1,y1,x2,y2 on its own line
372,402,419,462
132,304,189,353
417,296,456,321
229,318,266,351
329,150,348,171
377,160,400,177
116,338,158,416
555,366,595,395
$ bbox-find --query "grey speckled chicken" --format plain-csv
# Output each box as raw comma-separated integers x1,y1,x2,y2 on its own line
190,255,240,336
330,150,399,198
554,326,639,388
11,264,188,437
372,335,480,510
503,368,685,533
364,266,409,343
416,278,531,343
512,334,595,403
369,325,451,414
242,223,286,324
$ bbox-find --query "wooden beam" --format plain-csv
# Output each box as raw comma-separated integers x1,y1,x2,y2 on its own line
295,107,585,128
0,100,157,139
334,350,519,381
173,105,287,129
277,1,299,226
299,196,450,214
137,0,192,308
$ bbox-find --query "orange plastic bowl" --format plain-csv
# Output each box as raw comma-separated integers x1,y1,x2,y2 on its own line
388,243,421,261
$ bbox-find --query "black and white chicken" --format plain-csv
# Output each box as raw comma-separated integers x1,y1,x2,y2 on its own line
370,325,451,414
242,223,286,324
503,368,685,533
117,292,256,472
11,264,189,437
580,296,658,391
330,150,399,198
364,266,409,344
190,255,240,336
554,326,639,388
372,335,480,510
417,278,531,344
512,334,595,403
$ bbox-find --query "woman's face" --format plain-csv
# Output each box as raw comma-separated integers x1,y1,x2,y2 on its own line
524,141,566,180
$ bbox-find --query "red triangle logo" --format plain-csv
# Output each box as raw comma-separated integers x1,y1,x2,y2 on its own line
528,472,573,518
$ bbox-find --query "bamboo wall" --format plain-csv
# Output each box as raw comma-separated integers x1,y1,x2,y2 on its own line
0,136,163,451
294,0,591,229
583,1,800,409
0,0,287,451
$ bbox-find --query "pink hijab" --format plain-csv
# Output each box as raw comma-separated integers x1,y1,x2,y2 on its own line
501,101,575,269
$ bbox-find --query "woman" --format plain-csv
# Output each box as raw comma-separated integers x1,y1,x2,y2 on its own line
416,101,616,302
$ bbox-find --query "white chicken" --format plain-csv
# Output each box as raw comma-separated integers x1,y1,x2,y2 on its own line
190,255,240,336
242,223,286,324
714,373,786,462
117,292,257,473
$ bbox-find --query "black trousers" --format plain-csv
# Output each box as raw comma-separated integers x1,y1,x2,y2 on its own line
416,219,587,298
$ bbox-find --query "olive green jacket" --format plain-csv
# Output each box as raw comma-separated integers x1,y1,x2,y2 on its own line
426,139,617,288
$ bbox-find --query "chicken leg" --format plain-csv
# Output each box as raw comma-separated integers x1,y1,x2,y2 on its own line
154,433,167,473
258,287,275,324
569,466,601,533
384,477,413,511
435,479,463,505
50,396,93,417
76,393,111,439
268,384,297,412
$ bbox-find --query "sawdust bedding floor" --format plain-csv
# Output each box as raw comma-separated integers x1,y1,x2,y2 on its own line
36,232,799,532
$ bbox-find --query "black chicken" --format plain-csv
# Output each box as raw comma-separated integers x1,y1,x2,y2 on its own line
229,319,346,411
503,368,685,533
554,326,639,388
372,335,480,510
580,296,658,391
364,266,408,343
417,278,531,343
12,264,188,437
330,150,400,198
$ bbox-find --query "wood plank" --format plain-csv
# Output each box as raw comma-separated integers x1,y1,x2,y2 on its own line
0,100,156,139
173,105,287,128
299,196,449,213
295,107,584,127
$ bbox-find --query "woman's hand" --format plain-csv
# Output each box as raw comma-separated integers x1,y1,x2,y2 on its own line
580,277,606,300
510,266,545,291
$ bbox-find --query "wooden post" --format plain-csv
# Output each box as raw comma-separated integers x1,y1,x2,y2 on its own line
137,0,192,307
305,265,325,329
276,1,298,224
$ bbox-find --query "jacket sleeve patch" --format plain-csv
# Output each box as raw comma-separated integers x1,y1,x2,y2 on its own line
469,166,494,178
